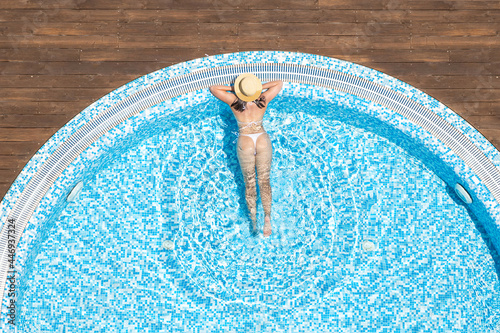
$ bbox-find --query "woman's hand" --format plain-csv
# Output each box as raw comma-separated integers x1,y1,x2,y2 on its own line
210,85,234,92
209,85,236,105
262,80,282,90
261,80,283,103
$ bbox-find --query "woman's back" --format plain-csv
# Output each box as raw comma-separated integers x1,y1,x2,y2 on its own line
232,100,267,134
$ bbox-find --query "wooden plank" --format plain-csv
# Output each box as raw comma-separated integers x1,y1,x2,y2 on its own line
1,21,207,37
3,21,121,36
278,35,412,49
208,9,356,23
449,49,500,63
2,9,498,24
0,128,59,142
0,75,136,88
0,0,318,10
355,9,500,23
410,23,498,37
395,75,500,90
115,35,215,48
238,22,411,36
406,10,500,23
308,48,450,62
318,0,400,9
0,169,22,180
0,9,124,24
0,155,32,168
126,22,200,36
0,9,358,24
81,47,256,62
0,183,13,201
0,101,98,115
0,0,130,9
0,35,119,48
79,48,196,62
116,35,280,49
0,61,170,75
197,23,239,36
0,114,74,127
446,101,497,116
411,36,500,49
466,115,500,130
0,48,80,62
6,20,495,38
318,0,500,10
370,62,500,76
0,142,43,155
422,88,500,102
0,9,210,23
0,88,117,102
0,34,266,49
407,1,500,10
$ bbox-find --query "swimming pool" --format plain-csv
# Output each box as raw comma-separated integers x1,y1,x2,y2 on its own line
1,51,500,332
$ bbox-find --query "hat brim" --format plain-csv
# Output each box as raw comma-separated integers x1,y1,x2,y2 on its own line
234,73,262,102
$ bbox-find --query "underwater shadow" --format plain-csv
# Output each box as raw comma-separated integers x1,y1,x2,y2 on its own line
445,185,500,280
218,103,255,234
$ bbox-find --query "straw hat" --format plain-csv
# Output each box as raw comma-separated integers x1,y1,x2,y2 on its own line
234,73,262,102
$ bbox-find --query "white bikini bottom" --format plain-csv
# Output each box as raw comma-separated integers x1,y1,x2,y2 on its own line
239,132,266,155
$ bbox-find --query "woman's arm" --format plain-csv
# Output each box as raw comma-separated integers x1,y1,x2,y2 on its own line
209,85,236,106
261,80,283,102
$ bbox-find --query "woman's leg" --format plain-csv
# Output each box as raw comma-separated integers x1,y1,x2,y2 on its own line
255,133,273,237
237,136,257,231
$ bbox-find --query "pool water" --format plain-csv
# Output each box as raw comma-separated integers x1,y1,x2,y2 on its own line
17,95,500,332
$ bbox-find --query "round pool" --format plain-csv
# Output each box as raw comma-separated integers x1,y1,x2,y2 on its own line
1,52,500,332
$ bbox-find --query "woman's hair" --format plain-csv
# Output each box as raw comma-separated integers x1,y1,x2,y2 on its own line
231,95,266,112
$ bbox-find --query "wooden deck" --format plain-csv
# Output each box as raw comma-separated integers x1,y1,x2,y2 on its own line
1,1,499,201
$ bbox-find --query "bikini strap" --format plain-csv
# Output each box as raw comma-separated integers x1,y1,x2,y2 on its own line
237,120,264,132
236,120,263,125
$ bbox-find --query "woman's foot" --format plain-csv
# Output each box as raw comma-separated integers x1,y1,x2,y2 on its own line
263,216,272,237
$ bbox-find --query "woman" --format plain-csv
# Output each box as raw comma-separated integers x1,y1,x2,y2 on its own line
210,74,283,237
